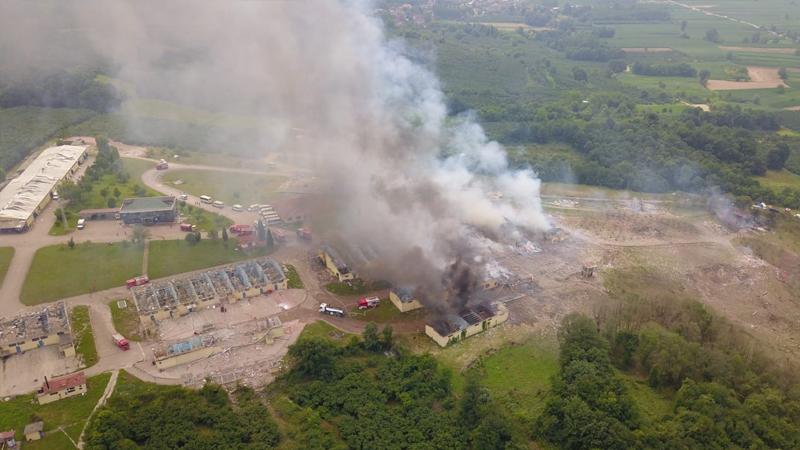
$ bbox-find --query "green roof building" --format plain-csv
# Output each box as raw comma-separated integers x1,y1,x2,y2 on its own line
119,196,177,225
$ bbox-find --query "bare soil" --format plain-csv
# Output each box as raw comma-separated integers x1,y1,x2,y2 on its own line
707,66,788,90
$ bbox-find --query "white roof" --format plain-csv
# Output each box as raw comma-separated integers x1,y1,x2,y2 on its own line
0,145,86,224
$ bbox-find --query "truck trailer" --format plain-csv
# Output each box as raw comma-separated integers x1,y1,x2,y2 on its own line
319,303,345,317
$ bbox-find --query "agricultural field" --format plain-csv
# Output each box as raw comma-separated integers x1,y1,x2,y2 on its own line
146,239,272,279
21,242,144,304
163,169,286,206
756,169,800,191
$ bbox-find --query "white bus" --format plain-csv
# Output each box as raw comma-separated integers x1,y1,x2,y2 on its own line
212,200,225,208
232,204,244,212
199,195,212,204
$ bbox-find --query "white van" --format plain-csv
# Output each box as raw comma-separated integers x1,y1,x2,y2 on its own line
212,200,224,209
76,218,86,230
247,204,260,212
232,204,244,212
199,195,212,204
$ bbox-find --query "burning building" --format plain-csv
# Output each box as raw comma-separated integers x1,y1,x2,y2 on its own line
319,245,355,282
425,303,508,347
389,287,423,312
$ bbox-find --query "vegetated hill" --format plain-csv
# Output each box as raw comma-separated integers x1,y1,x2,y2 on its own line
398,21,800,208
0,106,96,176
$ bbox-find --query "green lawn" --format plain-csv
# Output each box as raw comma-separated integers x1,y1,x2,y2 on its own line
297,320,353,347
352,300,425,324
21,242,144,304
177,202,232,232
147,239,272,279
162,169,286,206
0,372,111,444
24,429,76,450
324,279,389,296
621,374,674,424
70,306,97,368
109,299,143,341
756,169,800,191
283,264,304,289
470,340,559,422
0,247,14,287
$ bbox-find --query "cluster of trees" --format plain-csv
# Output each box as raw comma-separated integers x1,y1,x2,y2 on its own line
537,305,800,449
536,31,625,62
85,382,280,449
496,98,800,208
284,324,524,449
57,136,128,212
631,62,697,77
0,70,122,112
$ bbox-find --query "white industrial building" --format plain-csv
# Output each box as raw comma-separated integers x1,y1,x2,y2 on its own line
0,145,87,232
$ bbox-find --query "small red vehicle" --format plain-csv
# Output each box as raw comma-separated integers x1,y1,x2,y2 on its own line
180,223,196,232
296,228,312,241
126,275,149,288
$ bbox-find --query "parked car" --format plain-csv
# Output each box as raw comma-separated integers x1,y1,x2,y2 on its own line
232,204,244,212
76,218,86,230
179,193,188,201
212,200,225,208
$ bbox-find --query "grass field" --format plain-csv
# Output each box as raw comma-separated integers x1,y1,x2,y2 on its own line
324,279,389,296
21,242,144,304
162,169,286,206
70,305,97,368
351,300,425,323
0,372,110,445
296,320,353,347
0,247,14,287
147,239,272,279
109,299,143,341
177,202,232,232
283,264,304,289
145,147,270,170
621,374,674,423
469,339,559,422
756,169,800,191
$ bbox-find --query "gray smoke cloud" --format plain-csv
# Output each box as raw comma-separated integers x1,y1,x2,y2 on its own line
2,0,549,311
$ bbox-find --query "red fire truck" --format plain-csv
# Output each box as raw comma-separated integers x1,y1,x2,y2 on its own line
126,276,149,288
112,333,130,350
358,296,380,310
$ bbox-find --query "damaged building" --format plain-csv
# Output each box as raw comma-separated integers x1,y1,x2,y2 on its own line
0,302,74,358
131,257,288,329
154,335,218,371
425,303,508,347
389,287,423,312
319,245,355,282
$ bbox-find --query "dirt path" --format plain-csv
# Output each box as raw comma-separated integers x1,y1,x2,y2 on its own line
142,240,150,275
667,0,783,37
77,369,119,449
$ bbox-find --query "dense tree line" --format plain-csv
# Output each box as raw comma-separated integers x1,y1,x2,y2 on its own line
496,99,800,208
537,305,800,449
0,70,122,112
85,382,280,449
283,324,524,449
631,62,697,77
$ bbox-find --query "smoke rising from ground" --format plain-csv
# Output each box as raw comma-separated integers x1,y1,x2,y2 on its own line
2,0,549,312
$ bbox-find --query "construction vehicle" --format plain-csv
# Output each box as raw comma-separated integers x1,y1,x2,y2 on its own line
358,296,380,310
319,303,344,317
126,275,149,288
112,333,130,350
297,228,312,241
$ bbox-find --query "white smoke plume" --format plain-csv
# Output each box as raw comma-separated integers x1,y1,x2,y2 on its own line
1,0,548,311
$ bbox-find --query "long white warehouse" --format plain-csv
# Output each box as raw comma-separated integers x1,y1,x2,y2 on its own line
0,145,87,232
